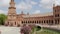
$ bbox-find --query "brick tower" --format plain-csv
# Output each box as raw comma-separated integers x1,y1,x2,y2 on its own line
5,0,17,26
8,0,16,14
53,4,60,25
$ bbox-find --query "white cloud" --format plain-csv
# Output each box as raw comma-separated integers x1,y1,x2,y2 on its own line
34,10,40,14
16,0,38,10
39,0,60,9
0,10,5,14
40,0,53,4
55,0,60,5
0,10,7,14
39,0,53,9
16,2,32,10
0,0,10,7
30,1,37,5
25,0,32,3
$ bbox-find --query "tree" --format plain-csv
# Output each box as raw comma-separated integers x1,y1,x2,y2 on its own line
0,14,7,25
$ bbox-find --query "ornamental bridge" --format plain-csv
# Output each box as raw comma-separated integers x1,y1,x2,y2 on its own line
26,24,60,30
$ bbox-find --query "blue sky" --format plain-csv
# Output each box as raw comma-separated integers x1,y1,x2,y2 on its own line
0,0,60,14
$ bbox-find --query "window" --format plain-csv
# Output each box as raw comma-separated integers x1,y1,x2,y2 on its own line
49,20,50,23
58,9,60,12
8,22,9,25
55,19,59,24
42,21,43,23
47,20,48,23
54,9,56,12
51,20,53,23
37,21,38,23
22,21,23,23
58,14,59,17
32,21,34,23
35,21,36,23
15,22,16,25
55,14,59,17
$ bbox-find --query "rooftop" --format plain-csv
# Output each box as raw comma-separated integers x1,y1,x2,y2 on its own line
23,12,53,18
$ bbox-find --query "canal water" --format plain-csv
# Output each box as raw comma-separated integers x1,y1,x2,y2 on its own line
0,26,20,34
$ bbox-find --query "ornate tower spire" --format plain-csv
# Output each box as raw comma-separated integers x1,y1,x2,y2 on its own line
27,12,29,15
53,0,55,7
10,0,15,7
53,4,55,7
6,0,17,26
11,0,14,2
7,0,16,20
21,11,24,14
8,0,16,14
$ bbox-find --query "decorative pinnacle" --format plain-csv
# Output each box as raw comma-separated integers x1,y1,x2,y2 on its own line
11,0,14,2
53,0,55,7
21,11,24,14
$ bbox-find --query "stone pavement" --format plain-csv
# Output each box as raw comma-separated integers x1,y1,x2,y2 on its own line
0,26,20,34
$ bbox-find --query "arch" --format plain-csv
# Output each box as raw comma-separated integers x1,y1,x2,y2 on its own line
49,20,50,23
22,21,24,23
31,21,32,23
39,21,41,24
24,21,25,24
30,21,31,23
5,22,9,26
44,20,45,23
33,21,34,23
37,21,38,24
17,24,20,27
10,23,13,26
41,21,43,24
32,21,34,23
28,21,29,23
46,20,49,24
15,22,16,25
26,21,27,24
8,22,9,25
35,21,36,24
50,20,53,25
55,19,59,24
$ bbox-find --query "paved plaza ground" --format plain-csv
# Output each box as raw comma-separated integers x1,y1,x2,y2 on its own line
0,26,20,34
0,25,60,34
